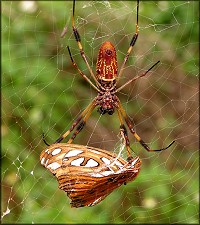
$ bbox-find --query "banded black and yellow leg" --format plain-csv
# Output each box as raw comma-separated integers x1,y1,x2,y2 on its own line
67,46,99,92
117,109,132,159
72,0,100,87
67,103,96,144
116,61,160,93
54,99,96,144
117,0,139,83
118,102,175,152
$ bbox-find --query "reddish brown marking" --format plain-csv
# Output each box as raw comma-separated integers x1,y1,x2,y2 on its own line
96,41,118,81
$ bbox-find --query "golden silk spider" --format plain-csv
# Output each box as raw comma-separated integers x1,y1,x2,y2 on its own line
43,0,175,160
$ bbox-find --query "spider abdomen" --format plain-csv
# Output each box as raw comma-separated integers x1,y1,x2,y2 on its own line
96,41,118,81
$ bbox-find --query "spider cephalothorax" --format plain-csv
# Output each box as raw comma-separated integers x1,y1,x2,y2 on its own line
96,89,119,115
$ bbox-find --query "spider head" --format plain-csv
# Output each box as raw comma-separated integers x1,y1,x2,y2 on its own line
96,41,118,82
97,106,114,115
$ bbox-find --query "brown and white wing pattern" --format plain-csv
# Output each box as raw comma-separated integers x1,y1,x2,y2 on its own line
40,143,141,207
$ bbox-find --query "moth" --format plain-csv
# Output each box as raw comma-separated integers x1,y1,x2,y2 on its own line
40,143,141,207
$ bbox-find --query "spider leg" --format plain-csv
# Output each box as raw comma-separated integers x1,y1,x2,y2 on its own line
53,99,96,144
117,109,132,159
116,0,139,83
67,46,100,92
72,0,101,87
116,61,160,93
42,133,50,146
118,102,175,152
67,103,96,144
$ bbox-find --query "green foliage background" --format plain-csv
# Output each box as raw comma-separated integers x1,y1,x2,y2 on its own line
2,1,199,224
